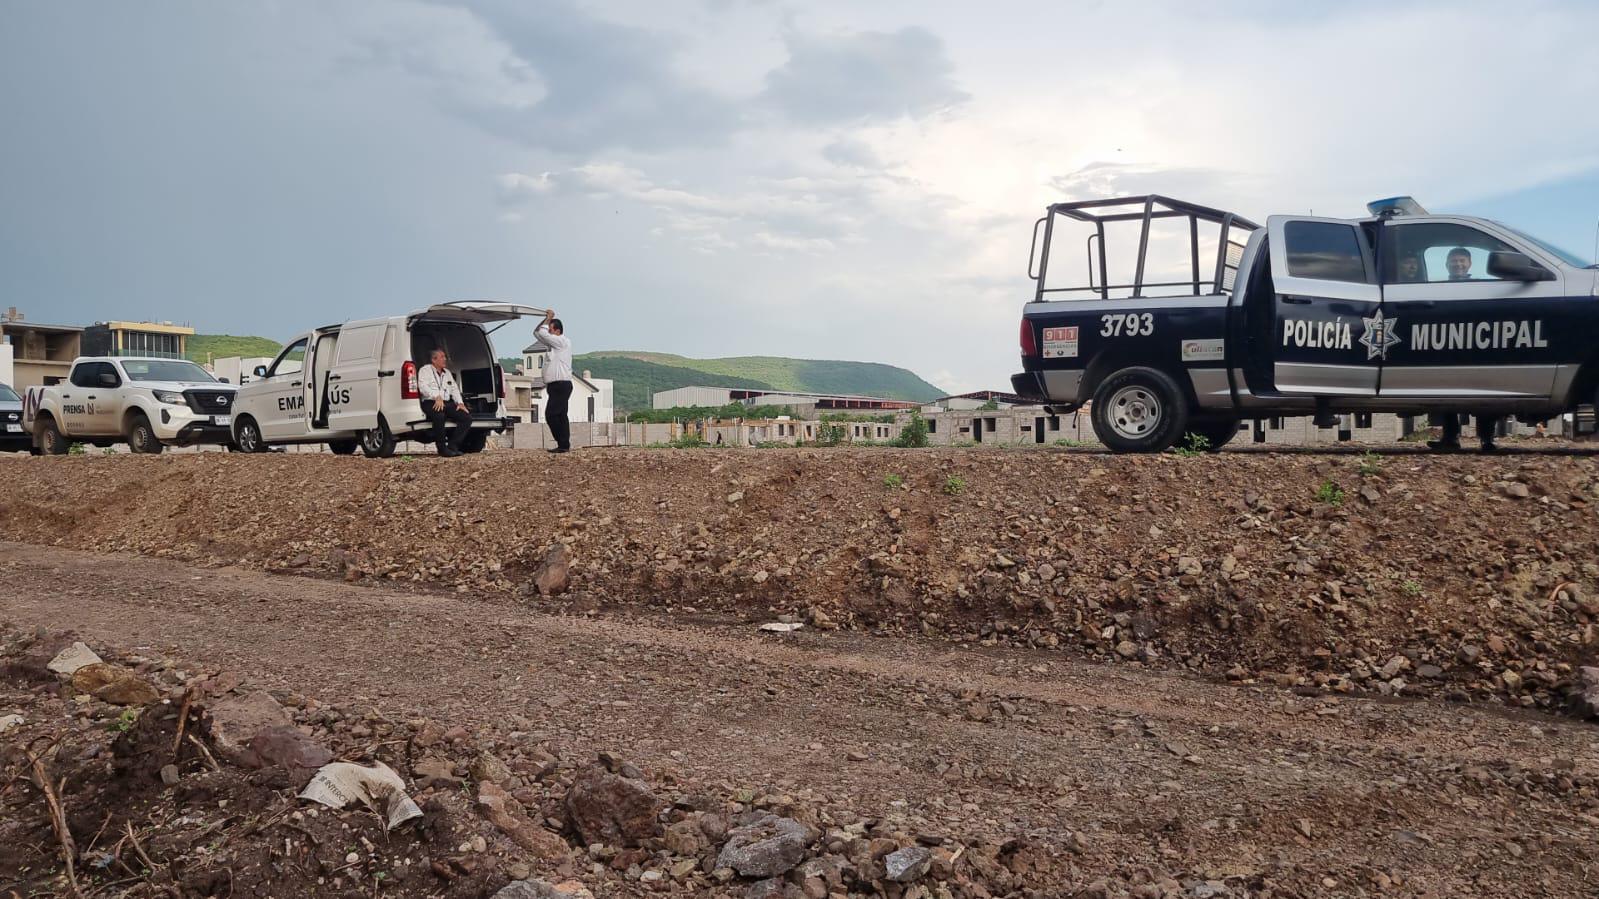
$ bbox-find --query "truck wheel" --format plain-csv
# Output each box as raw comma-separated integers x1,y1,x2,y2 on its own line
460,430,489,454
36,416,70,455
234,417,267,453
360,417,397,458
1091,367,1190,453
1182,418,1241,452
126,415,165,454
328,439,358,456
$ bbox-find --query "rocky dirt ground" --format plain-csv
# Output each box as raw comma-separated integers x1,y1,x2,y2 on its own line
2,447,1599,897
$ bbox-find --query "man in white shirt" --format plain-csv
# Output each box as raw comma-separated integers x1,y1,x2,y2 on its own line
418,348,474,457
533,309,573,453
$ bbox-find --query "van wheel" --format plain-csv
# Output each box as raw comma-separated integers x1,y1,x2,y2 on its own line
328,439,358,456
1090,366,1190,453
36,416,70,455
1182,418,1241,452
460,430,489,454
234,417,267,454
360,416,397,458
127,415,164,454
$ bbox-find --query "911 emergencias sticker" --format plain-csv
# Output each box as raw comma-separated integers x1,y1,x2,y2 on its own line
1042,326,1079,358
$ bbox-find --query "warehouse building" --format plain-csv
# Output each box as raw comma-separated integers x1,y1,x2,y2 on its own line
652,385,919,416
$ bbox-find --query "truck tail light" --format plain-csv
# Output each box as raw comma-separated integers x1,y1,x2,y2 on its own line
495,363,506,399
400,360,419,399
1019,318,1038,357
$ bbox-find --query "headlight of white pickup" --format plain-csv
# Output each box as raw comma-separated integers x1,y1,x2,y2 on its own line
152,389,186,405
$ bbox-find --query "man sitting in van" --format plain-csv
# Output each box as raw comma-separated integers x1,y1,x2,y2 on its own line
419,348,474,457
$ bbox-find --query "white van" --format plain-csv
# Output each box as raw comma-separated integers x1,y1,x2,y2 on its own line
230,301,544,457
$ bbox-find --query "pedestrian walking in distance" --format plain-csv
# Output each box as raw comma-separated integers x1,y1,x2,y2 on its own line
534,309,573,453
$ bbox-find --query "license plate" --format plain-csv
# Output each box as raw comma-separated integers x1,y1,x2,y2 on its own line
5,424,19,433
212,415,232,426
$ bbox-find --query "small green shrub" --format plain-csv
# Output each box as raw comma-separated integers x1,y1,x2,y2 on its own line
893,412,929,448
68,442,86,455
1173,432,1211,457
1400,579,1423,597
883,473,904,489
809,424,845,447
669,432,708,449
1315,478,1345,505
942,475,966,496
1357,451,1383,477
108,709,140,733
1053,438,1085,447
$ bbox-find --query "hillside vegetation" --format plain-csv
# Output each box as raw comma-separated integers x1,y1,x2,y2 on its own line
577,351,943,410
188,334,283,363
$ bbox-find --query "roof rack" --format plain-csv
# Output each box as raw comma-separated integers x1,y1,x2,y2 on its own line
1029,195,1261,301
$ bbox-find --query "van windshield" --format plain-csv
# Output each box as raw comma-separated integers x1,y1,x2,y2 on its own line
121,360,217,383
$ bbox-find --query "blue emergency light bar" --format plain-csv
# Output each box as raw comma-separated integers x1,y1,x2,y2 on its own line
1367,196,1428,217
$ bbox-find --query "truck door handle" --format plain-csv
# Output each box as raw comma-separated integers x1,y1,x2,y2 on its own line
291,381,302,388
327,374,341,381
378,370,394,377
1282,296,1312,305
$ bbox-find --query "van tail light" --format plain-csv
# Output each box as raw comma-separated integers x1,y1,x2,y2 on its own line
401,360,419,399
495,363,506,399
1019,318,1038,357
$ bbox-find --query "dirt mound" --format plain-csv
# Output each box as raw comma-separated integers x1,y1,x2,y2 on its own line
0,627,1108,898
3,449,1598,715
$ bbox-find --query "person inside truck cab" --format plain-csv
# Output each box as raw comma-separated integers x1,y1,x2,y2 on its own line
1446,247,1473,281
1395,253,1423,282
418,348,474,457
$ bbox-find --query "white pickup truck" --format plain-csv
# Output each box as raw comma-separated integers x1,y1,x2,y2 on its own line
23,356,238,454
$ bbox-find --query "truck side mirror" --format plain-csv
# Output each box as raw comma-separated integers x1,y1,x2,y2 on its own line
98,372,118,387
1487,251,1554,281
218,377,230,384
253,365,268,378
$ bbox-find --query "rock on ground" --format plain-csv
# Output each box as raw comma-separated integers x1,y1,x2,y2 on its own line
716,814,815,878
563,760,661,847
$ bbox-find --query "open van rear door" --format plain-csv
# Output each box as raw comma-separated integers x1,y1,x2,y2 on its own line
1266,216,1382,396
413,301,549,325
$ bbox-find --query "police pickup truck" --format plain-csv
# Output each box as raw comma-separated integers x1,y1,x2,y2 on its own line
1010,195,1599,452
24,356,237,454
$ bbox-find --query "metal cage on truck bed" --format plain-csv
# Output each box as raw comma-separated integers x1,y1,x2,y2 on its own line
1028,195,1261,302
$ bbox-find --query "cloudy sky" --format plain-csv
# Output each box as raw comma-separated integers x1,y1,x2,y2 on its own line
4,1,1598,393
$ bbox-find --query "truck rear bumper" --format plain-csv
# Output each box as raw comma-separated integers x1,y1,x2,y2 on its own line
1012,370,1084,405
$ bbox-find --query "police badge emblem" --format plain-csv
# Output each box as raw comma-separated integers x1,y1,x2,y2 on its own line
1359,310,1402,361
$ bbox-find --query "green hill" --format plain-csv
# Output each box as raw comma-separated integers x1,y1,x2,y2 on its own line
187,334,283,363
575,351,945,412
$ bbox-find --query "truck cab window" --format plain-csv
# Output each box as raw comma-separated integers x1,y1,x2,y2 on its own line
1383,222,1520,283
1283,221,1369,283
267,339,308,378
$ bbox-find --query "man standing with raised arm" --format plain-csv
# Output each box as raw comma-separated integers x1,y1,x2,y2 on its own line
534,309,574,454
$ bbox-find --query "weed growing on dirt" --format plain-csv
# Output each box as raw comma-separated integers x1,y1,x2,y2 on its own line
1054,439,1086,447
1173,433,1211,457
943,475,966,496
68,443,86,455
108,708,140,733
883,473,904,489
1315,478,1346,505
669,433,708,449
1358,451,1384,477
1401,579,1423,597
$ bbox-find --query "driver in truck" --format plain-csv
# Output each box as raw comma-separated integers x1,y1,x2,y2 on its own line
418,348,474,457
1446,247,1473,281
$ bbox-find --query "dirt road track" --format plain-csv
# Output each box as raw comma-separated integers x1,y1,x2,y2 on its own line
3,542,1597,896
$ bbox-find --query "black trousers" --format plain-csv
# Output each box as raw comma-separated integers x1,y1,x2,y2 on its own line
546,379,573,450
420,399,473,450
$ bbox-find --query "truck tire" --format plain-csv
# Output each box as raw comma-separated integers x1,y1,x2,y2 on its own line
327,439,358,456
1090,366,1190,453
1182,418,1241,452
126,415,164,454
460,430,489,454
360,416,397,458
36,415,70,455
233,416,268,454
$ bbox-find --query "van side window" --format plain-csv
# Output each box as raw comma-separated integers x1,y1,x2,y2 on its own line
1382,222,1520,284
267,338,308,378
1284,221,1369,283
335,326,383,364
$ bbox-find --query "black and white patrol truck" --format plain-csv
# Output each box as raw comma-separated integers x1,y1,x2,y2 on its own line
1010,195,1599,452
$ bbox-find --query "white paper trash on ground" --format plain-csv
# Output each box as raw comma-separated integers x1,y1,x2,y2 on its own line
299,761,423,830
758,622,804,633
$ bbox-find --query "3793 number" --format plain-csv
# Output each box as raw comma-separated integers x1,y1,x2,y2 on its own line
1100,312,1154,337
